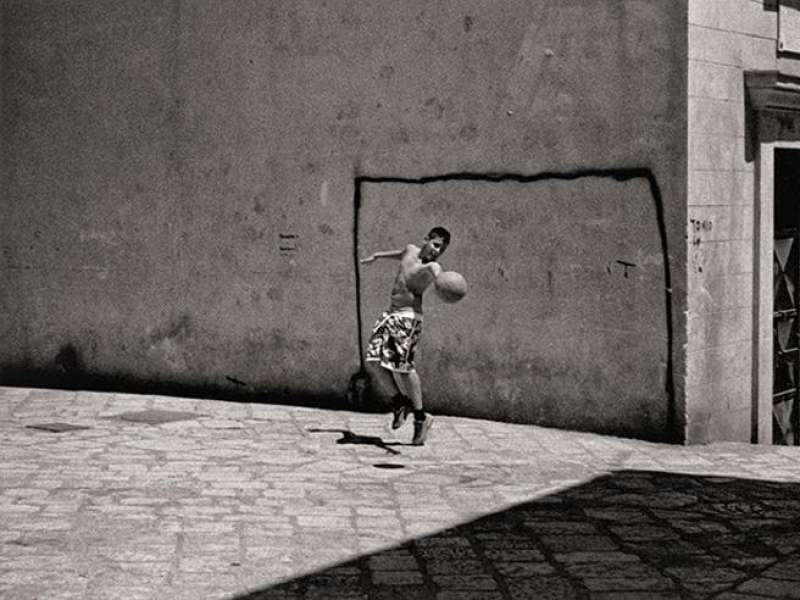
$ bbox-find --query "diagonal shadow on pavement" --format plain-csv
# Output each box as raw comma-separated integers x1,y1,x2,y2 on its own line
230,470,800,600
307,428,415,456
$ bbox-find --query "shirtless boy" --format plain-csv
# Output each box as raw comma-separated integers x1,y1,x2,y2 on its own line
360,226,450,445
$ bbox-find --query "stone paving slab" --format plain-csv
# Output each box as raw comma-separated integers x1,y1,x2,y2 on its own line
2,386,800,599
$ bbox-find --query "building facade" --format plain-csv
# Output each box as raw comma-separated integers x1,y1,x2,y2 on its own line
687,0,800,444
0,0,796,444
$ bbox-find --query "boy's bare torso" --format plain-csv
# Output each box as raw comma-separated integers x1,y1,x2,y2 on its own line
389,245,440,313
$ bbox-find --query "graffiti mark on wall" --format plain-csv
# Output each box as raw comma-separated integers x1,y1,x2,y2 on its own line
689,218,713,274
615,260,637,278
690,219,713,243
1,245,18,269
496,265,510,282
279,233,300,256
463,15,473,33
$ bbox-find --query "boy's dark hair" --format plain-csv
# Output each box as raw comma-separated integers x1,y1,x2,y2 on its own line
428,226,451,246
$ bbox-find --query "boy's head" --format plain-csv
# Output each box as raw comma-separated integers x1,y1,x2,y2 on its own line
428,226,451,246
420,226,451,262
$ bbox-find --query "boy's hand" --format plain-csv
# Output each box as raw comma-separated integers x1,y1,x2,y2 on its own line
360,254,376,264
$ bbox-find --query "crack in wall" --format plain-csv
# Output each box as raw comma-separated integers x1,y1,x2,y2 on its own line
352,168,676,439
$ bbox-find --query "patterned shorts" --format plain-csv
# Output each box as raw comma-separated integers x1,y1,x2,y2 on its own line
365,309,423,373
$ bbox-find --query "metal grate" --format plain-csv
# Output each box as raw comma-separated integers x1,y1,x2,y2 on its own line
773,232,800,445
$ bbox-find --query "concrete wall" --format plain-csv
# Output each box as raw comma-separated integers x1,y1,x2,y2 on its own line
1,0,688,440
686,0,784,443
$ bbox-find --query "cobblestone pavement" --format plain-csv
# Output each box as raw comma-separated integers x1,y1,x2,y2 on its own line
2,387,800,599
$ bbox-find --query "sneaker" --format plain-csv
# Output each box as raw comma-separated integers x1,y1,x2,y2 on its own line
411,414,434,445
391,401,410,430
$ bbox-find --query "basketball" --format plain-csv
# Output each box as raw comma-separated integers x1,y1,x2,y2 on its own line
434,270,467,303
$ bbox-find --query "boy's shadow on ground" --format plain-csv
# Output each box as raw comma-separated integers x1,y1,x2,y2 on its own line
307,428,415,455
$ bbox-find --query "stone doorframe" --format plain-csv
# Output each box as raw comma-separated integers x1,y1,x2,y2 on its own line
747,71,800,443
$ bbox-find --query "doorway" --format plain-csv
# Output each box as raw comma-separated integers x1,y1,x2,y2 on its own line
773,149,800,444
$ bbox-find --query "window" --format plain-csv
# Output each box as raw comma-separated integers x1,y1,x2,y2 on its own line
779,0,800,54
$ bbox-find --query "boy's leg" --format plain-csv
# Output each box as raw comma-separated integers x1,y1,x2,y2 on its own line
367,362,411,428
394,370,434,445
393,370,422,411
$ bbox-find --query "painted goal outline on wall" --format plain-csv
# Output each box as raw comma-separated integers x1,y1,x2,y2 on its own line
352,168,676,438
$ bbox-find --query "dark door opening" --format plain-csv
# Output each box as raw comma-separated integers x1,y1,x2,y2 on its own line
773,149,800,444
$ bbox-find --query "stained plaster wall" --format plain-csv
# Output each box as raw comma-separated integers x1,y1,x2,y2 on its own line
1,0,688,440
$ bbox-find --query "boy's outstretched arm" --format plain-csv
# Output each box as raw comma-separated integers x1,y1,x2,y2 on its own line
360,248,404,264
